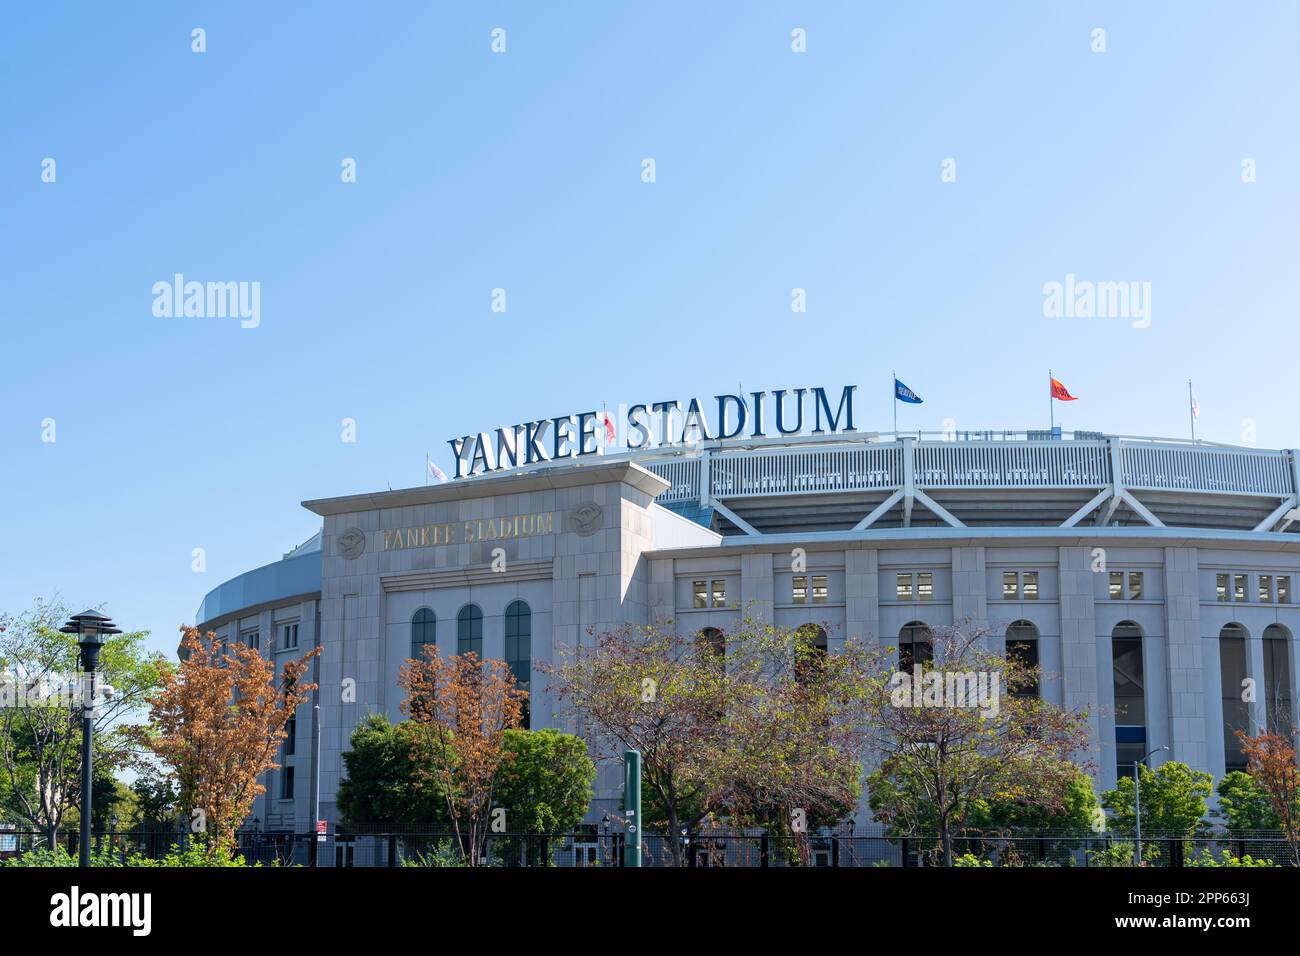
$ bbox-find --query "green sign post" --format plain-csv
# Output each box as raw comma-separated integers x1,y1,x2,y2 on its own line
623,749,641,867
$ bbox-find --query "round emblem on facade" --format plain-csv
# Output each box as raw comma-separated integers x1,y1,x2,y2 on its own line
570,503,604,537
338,527,366,559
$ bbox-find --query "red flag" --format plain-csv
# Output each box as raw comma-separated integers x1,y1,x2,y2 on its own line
1050,377,1077,401
602,411,616,444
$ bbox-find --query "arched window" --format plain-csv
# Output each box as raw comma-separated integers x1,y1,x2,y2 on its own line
410,607,436,661
505,600,531,729
1263,624,1294,737
1006,620,1040,698
795,624,828,684
698,627,725,661
898,621,932,672
457,604,483,658
1219,623,1249,772
1112,622,1146,780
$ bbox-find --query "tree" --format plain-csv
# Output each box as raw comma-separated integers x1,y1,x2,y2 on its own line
543,622,729,866
871,765,1102,837
975,770,1103,834
863,621,1094,866
1101,761,1212,837
544,616,878,865
495,728,595,836
1215,770,1281,836
130,767,180,831
1237,731,1300,866
398,648,527,865
716,621,875,860
335,713,451,830
0,599,167,843
140,626,318,857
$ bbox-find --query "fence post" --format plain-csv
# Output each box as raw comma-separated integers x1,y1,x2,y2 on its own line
831,835,840,867
387,834,398,867
760,833,769,868
901,837,911,868
1170,839,1183,868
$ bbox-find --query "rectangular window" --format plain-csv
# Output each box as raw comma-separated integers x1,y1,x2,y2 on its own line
284,716,296,756
812,575,828,603
693,581,707,609
897,573,913,601
1216,574,1229,602
1279,576,1291,604
241,629,259,651
1128,572,1144,601
792,576,807,604
1023,571,1039,601
1259,575,1273,603
1234,575,1247,602
280,766,294,800
1003,571,1018,600
1109,572,1123,600
916,572,932,601
711,580,726,607
281,622,298,649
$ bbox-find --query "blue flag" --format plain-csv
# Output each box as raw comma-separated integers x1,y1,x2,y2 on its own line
895,379,923,404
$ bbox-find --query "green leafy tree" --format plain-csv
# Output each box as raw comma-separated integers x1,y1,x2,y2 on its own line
335,714,452,830
1101,761,1212,836
545,615,878,866
974,770,1103,833
0,599,168,843
130,768,179,830
863,622,1094,866
495,729,594,835
1215,771,1281,835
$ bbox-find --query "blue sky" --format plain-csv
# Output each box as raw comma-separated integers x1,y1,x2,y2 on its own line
2,2,1297,659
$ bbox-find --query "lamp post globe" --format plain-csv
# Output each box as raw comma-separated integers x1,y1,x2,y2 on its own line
59,609,122,868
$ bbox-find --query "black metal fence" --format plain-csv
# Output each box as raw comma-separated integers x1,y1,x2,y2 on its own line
3,827,1296,867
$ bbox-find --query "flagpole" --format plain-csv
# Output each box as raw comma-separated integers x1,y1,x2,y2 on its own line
892,370,898,436
425,454,429,487
1049,369,1054,432
1188,379,1196,442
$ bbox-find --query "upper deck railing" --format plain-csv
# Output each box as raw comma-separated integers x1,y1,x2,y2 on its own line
633,431,1299,504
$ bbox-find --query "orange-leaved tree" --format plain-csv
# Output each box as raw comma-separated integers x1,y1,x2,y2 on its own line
1238,731,1300,866
398,648,527,865
141,626,318,857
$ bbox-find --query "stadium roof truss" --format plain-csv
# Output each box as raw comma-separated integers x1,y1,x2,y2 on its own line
636,432,1300,537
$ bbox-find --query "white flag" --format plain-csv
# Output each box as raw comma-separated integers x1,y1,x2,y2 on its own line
1191,393,1200,419
428,459,448,483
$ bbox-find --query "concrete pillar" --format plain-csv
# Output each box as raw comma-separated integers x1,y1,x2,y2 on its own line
740,552,774,623
950,546,988,638
1162,548,1206,770
844,547,880,648
1203,628,1227,782
1058,547,1103,782
1247,632,1268,736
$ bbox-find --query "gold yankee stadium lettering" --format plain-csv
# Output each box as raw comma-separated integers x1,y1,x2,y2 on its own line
381,512,554,550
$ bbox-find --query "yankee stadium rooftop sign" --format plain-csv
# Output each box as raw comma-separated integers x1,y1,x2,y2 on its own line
447,385,858,478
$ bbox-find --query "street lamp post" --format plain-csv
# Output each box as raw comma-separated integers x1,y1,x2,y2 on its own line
1133,745,1169,867
60,610,121,868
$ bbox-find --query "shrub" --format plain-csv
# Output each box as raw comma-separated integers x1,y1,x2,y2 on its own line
1185,849,1276,868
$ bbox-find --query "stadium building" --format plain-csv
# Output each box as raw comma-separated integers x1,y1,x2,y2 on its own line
193,386,1300,848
